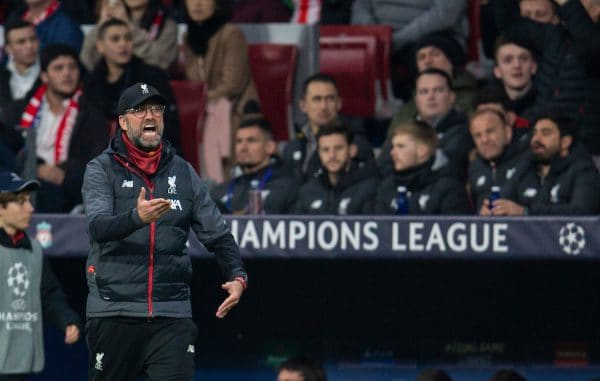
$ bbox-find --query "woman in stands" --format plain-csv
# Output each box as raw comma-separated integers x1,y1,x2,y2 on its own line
182,0,259,183
79,0,178,71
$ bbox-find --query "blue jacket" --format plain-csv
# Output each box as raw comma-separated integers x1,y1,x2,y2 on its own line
35,7,83,53
82,133,246,318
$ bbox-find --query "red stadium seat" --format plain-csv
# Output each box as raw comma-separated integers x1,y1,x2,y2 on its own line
170,80,207,173
247,43,298,142
320,25,393,101
319,34,378,117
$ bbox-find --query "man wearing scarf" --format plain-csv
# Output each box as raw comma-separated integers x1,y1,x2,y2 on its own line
18,44,109,213
82,82,247,381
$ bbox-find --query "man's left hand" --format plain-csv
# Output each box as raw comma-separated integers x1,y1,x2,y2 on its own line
491,199,526,216
37,164,65,185
215,280,244,319
64,324,80,344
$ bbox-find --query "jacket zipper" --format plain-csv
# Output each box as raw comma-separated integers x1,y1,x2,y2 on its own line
113,154,156,317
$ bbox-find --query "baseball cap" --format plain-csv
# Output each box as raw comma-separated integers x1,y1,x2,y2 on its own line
0,172,40,193
116,82,166,116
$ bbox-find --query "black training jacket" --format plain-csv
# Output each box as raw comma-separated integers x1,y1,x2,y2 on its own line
82,133,246,318
374,156,471,215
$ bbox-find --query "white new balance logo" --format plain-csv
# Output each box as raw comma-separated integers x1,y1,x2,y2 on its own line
95,352,104,371
187,345,195,353
122,180,133,188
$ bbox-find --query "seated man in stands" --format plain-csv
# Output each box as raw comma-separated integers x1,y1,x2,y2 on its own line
7,0,83,52
17,44,109,213
0,20,41,168
84,18,180,152
282,73,373,180
482,113,600,215
471,87,532,150
293,121,379,215
375,121,470,215
468,108,527,211
492,36,538,122
501,0,600,166
389,32,476,127
211,116,300,214
379,68,472,177
520,0,559,24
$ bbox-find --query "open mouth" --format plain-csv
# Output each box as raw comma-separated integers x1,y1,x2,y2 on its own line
142,125,157,136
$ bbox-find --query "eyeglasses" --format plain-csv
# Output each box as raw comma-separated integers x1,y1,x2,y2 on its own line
125,104,166,118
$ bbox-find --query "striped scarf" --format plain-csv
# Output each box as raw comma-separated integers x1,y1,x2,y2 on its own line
23,0,60,26
148,9,164,40
19,84,82,165
291,0,321,24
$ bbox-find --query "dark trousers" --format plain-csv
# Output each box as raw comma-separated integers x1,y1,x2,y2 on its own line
86,317,198,381
0,375,28,381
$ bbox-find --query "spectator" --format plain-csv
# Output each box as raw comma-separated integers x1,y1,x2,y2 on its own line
468,108,526,211
417,368,453,381
7,0,84,53
351,0,469,53
231,0,292,23
351,0,468,99
282,73,374,181
17,44,109,213
84,18,180,152
80,0,178,71
520,0,559,24
293,121,379,215
0,171,81,378
375,121,470,215
182,0,259,183
211,115,300,214
277,355,327,381
471,87,532,149
388,32,476,129
0,20,41,163
492,36,538,122
379,68,473,177
483,113,600,215
490,369,526,381
501,0,600,162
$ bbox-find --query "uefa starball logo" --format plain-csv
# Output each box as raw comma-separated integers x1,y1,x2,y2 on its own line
7,262,30,297
558,222,586,256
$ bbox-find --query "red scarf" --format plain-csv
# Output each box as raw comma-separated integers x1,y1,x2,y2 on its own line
23,0,60,26
19,84,82,165
147,9,164,40
121,132,162,176
291,0,321,24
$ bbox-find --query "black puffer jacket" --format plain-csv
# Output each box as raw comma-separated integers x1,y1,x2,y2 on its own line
82,133,246,318
504,1,600,154
211,157,301,214
375,156,471,215
377,109,472,178
293,159,380,215
468,142,527,210
502,149,600,215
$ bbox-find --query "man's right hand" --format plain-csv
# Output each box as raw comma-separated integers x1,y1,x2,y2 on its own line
136,187,172,224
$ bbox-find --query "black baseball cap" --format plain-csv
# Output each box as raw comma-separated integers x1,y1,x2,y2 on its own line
0,172,39,193
116,82,166,115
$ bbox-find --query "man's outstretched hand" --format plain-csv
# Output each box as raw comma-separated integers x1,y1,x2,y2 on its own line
136,187,172,224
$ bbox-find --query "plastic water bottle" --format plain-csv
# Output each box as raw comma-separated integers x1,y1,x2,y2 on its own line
395,186,409,215
489,186,501,210
248,180,263,214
